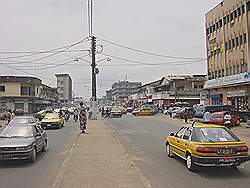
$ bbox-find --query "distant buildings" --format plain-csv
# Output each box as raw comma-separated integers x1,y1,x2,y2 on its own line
0,76,58,113
205,0,250,110
56,74,72,105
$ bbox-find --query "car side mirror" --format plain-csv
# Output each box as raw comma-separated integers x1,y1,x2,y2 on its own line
169,132,175,136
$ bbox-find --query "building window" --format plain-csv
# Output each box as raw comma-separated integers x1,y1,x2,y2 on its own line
0,86,5,92
237,64,240,73
223,16,227,25
206,28,209,35
233,65,236,74
212,24,215,32
232,38,235,48
230,12,234,21
215,71,218,78
226,15,230,23
218,70,221,77
226,68,229,76
234,10,237,18
21,86,30,96
243,33,247,44
219,19,222,28
228,40,232,50
242,4,245,14
216,22,219,30
236,37,239,46
238,7,241,16
225,42,228,51
222,69,225,77
230,67,232,75
240,35,243,45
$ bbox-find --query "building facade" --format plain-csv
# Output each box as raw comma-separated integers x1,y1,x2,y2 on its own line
205,0,250,111
111,81,142,101
0,76,58,113
55,74,72,104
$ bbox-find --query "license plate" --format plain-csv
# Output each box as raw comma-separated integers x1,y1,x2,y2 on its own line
47,124,51,127
1,154,12,159
219,157,236,163
217,148,236,155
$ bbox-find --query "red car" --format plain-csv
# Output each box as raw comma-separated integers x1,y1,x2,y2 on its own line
210,111,240,126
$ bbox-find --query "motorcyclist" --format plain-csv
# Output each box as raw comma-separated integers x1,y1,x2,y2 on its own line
79,102,87,133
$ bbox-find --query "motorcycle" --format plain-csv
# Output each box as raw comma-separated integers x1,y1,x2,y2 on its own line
64,113,70,121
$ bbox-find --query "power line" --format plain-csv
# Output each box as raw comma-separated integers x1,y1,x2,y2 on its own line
0,49,90,60
0,53,90,70
0,37,89,64
98,37,206,60
100,53,205,67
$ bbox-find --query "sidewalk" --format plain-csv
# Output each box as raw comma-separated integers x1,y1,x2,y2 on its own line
52,120,150,188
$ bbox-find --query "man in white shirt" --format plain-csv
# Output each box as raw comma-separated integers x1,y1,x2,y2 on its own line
203,111,211,123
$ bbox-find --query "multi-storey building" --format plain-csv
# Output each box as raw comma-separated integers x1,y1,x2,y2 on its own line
204,0,250,110
0,76,58,113
111,81,142,101
55,74,72,104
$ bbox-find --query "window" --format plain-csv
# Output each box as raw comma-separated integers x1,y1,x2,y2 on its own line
234,10,237,18
226,68,229,76
215,71,218,78
218,70,221,77
233,65,236,74
243,33,247,44
216,22,219,30
206,28,209,35
225,42,228,51
21,86,30,96
222,69,225,77
240,35,243,45
183,129,192,140
176,127,186,138
228,40,232,50
226,15,230,23
242,4,245,14
219,19,223,28
212,24,215,32
230,12,234,21
0,86,5,92
238,7,241,16
237,65,240,73
236,37,239,46
230,67,233,75
232,38,235,48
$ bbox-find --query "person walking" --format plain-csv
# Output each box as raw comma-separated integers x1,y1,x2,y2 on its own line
203,111,211,124
79,102,87,133
5,109,12,124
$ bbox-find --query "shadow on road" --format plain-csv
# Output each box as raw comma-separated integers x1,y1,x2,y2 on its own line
0,149,49,169
173,156,250,179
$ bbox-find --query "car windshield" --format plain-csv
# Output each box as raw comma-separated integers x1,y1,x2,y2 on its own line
192,127,240,143
9,117,30,124
0,126,33,138
45,113,59,119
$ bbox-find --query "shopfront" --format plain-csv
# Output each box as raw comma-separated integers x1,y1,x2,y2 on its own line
227,89,249,110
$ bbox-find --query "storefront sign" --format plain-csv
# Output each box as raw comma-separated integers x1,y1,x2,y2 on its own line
227,90,246,98
205,71,250,89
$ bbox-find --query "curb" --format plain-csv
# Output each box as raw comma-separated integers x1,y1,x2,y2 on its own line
51,132,81,188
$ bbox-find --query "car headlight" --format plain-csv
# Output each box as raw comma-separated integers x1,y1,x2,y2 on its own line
16,145,33,151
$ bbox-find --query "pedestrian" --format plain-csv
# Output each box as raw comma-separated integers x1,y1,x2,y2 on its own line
184,108,188,124
224,112,232,127
11,110,15,120
203,111,211,124
5,109,12,124
79,102,87,133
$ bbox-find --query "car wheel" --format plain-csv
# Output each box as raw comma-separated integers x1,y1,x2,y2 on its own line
30,147,37,163
42,140,47,152
186,154,197,171
166,143,174,157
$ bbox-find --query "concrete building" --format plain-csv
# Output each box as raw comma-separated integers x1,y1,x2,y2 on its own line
0,76,58,113
111,81,142,101
204,0,250,111
55,74,72,104
136,75,206,107
106,89,112,101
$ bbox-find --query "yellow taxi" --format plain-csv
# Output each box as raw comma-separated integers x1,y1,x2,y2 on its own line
132,108,157,116
41,113,64,129
165,122,249,171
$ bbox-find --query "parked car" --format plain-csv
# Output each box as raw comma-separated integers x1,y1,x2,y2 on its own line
109,107,122,118
175,107,194,119
0,124,47,163
141,105,160,113
194,105,250,122
35,110,48,121
127,107,135,113
132,108,157,116
170,107,181,118
165,122,249,171
210,111,241,127
41,113,64,129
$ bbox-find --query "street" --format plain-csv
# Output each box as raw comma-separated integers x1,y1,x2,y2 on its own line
104,114,250,188
0,120,79,188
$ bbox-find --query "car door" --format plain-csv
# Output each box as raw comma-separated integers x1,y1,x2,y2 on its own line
171,127,187,156
34,125,43,151
179,128,193,158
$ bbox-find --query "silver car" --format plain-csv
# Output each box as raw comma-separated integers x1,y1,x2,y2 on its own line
0,124,48,163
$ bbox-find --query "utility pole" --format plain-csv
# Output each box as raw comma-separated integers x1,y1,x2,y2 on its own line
91,36,97,120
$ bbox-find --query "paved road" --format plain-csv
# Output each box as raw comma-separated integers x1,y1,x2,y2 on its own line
104,115,250,188
0,120,79,188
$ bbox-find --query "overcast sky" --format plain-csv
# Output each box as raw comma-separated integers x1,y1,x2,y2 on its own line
0,0,221,99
